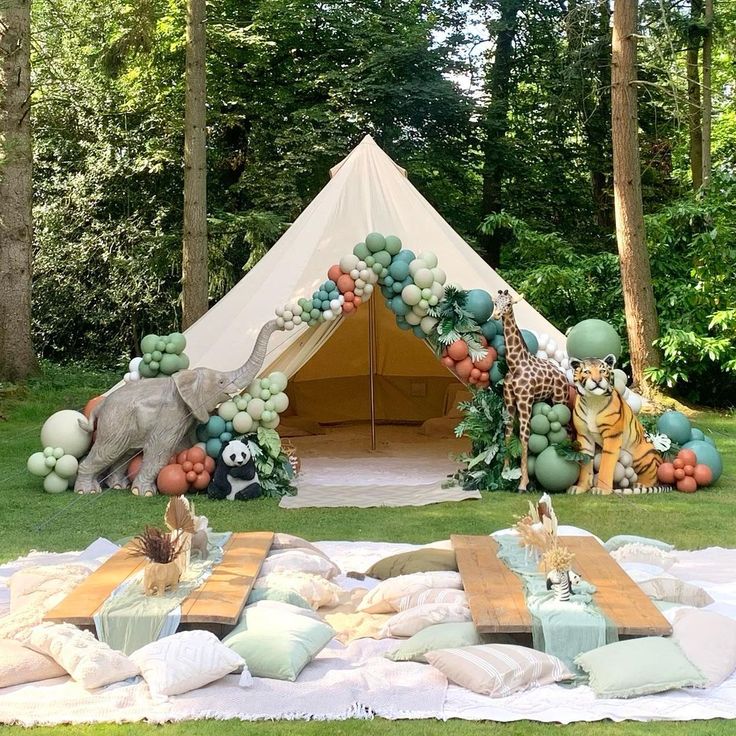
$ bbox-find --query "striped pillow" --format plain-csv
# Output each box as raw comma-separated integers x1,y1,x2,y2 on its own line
392,589,468,612
425,644,572,697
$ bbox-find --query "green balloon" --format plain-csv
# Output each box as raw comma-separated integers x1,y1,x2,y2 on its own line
158,353,181,375
155,339,166,352
151,350,163,362
178,353,190,370
521,329,539,354
549,421,562,433
149,360,159,372
481,320,497,341
365,255,375,267
553,404,572,425
566,318,622,360
27,452,52,477
374,250,392,268
206,438,223,458
657,410,692,445
548,428,569,444
140,334,158,354
682,440,723,481
365,232,386,253
384,235,402,256
353,242,370,260
138,361,157,378
532,402,547,417
54,454,79,479
540,404,552,416
142,353,152,364
528,434,549,455
689,428,705,442
530,415,550,436
534,446,579,492
528,454,536,478
167,332,186,354
465,289,493,324
44,472,69,493
490,363,504,384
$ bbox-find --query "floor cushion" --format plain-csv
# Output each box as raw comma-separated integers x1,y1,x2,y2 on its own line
271,533,332,561
365,548,458,580
391,589,468,612
426,644,572,697
604,535,674,553
379,603,471,638
28,623,139,690
386,622,484,663
671,607,736,687
130,630,243,698
575,637,706,698
247,586,313,610
610,543,676,570
0,639,66,688
358,571,463,614
253,572,343,609
637,577,714,607
260,549,340,580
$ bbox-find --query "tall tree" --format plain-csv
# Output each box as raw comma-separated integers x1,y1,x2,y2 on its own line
479,0,523,267
687,0,704,190
0,0,38,381
611,0,661,393
701,0,713,186
181,0,208,329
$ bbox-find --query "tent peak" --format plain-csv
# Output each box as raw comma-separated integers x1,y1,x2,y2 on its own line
330,135,407,179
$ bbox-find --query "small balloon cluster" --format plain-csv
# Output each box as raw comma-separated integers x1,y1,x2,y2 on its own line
591,449,639,490
154,446,216,497
25,409,93,493
440,336,496,388
198,371,289,457
528,402,572,455
657,448,714,493
534,333,569,371
127,332,190,381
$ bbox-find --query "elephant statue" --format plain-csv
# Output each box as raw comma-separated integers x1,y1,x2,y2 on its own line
74,319,282,496
143,560,181,596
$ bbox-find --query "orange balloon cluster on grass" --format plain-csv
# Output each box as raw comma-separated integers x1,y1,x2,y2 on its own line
440,337,496,389
657,448,713,493
155,446,216,496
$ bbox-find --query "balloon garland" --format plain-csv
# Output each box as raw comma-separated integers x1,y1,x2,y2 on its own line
126,332,190,382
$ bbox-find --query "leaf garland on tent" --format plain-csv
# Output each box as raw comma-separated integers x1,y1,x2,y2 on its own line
427,285,487,361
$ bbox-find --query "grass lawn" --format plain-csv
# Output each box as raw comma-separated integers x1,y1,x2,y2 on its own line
0,364,734,735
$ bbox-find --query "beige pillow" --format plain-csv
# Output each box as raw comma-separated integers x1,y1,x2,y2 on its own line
379,603,471,638
364,548,457,580
611,544,676,570
358,572,463,614
261,549,340,580
253,572,343,609
672,608,736,687
10,564,92,612
0,640,66,687
426,644,572,697
271,533,332,561
638,578,714,607
392,589,468,612
28,623,139,690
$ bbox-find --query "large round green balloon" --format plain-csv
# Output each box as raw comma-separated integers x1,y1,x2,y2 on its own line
534,446,580,492
166,332,186,354
53,454,79,479
548,428,569,444
365,232,386,253
353,242,370,260
139,361,157,379
374,250,392,268
391,295,411,316
385,235,402,255
389,260,410,281
528,434,549,455
657,410,692,445
553,403,572,425
566,319,622,360
158,353,181,375
140,334,159,354
521,329,538,354
527,454,536,478
481,320,497,341
682,439,723,481
465,289,493,324
206,438,223,458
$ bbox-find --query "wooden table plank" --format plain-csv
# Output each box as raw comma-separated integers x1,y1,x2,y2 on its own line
561,536,672,637
43,542,145,626
180,531,273,626
452,535,532,634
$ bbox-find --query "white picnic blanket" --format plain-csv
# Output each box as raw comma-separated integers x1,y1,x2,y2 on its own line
2,528,736,725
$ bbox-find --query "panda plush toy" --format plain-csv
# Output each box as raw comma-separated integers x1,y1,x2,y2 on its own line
207,439,263,501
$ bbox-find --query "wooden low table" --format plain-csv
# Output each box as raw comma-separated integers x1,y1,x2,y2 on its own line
453,534,672,638
44,531,273,637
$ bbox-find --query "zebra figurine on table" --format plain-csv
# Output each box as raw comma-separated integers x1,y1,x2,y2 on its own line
546,569,581,602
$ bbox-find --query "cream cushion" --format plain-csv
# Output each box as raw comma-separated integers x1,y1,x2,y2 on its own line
610,543,676,570
426,644,572,697
671,608,736,687
379,603,471,638
253,572,343,609
391,589,468,612
638,578,714,607
130,630,244,698
0,639,66,688
271,533,332,561
260,549,340,580
358,572,463,614
28,623,138,690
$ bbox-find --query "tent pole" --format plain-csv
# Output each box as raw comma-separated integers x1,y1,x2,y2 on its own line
368,294,377,451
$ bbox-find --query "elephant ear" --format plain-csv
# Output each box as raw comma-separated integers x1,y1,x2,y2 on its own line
173,370,210,424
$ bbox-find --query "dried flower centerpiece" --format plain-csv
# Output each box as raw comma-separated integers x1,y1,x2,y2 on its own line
130,527,186,596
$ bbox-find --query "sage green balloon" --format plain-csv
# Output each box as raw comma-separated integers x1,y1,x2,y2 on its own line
167,332,186,354
548,428,569,444
553,404,572,425
54,454,79,479
528,454,536,478
528,434,549,455
365,232,386,253
549,420,562,433
532,402,547,417
158,353,181,375
27,452,52,477
178,353,190,370
384,235,402,255
566,318,622,360
530,415,550,436
218,400,239,421
139,361,157,378
140,334,158,354
232,411,254,434
534,446,579,492
374,250,392,268
353,242,370,260
43,471,69,493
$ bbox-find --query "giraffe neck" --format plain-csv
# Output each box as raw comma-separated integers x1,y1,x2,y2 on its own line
502,310,529,370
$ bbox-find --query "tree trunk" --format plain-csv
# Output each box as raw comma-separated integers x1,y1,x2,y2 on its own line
479,0,522,268
687,0,703,190
701,0,713,186
0,0,38,381
611,0,661,394
181,0,208,330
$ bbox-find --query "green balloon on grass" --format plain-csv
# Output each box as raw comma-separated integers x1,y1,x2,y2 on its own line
566,319,622,360
54,454,78,479
353,242,370,260
43,471,69,493
682,440,723,481
140,334,159,354
657,410,692,445
521,329,538,354
167,332,186,353
385,235,402,255
530,415,550,435
534,446,579,492
206,438,223,458
465,289,493,324
481,320,497,341
27,452,52,477
528,434,549,455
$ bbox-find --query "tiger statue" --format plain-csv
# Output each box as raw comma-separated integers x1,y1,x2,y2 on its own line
567,354,669,495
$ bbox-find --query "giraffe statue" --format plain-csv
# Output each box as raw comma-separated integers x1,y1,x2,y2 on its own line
492,290,570,492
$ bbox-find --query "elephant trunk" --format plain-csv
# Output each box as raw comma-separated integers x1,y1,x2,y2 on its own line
228,319,282,390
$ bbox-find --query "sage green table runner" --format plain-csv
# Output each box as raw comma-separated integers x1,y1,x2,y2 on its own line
494,534,617,673
95,531,231,655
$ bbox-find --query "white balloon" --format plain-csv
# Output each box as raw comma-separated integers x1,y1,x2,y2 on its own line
420,316,438,334
412,304,428,317
284,321,294,331
405,311,422,325
283,310,293,320
546,339,558,355
356,261,367,271
271,391,289,413
275,306,284,317
293,315,302,325
566,368,574,381
554,349,566,363
355,287,364,296
430,282,445,299
340,254,360,273
323,310,335,321
536,350,547,360
232,411,254,434
338,294,345,304
355,278,366,289
419,251,438,269
622,386,631,399
350,269,360,280
330,299,341,311
431,267,446,285
409,259,427,277
292,304,303,316
561,357,570,369
276,316,285,328
613,368,628,393
363,283,374,295
538,333,550,349
428,295,439,306
129,356,142,372
626,392,643,414
359,269,370,281
130,371,140,382
124,372,132,382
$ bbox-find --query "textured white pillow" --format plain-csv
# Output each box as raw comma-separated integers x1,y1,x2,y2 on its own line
358,572,463,614
130,630,244,698
610,543,676,570
28,623,139,689
253,572,343,609
260,549,340,580
391,589,468,612
379,603,471,638
0,639,67,687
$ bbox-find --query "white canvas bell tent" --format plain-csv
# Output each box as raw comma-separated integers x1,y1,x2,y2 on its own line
183,135,565,425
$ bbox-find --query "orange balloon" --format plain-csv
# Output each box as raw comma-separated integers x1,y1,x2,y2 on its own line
673,458,685,470
684,464,695,477
478,379,490,389
474,347,497,372
176,450,188,464
83,395,105,419
693,464,713,487
674,467,685,480
157,464,190,496
677,476,697,493
186,470,197,483
343,302,355,314
193,462,204,474
337,274,355,294
447,340,469,361
192,471,211,491
344,291,355,302
182,460,193,472
470,367,482,380
127,455,143,483
480,371,490,383
657,462,675,484
187,446,206,464
468,375,478,384
455,356,473,380
678,449,697,467
204,456,215,473
328,264,342,282
353,297,362,306
441,355,455,368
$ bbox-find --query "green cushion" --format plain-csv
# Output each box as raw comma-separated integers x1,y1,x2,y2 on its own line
575,637,706,698
387,622,498,663
604,535,674,553
247,586,313,610
224,605,335,681
366,548,457,580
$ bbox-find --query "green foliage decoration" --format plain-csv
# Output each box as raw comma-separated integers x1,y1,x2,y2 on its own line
242,427,296,498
